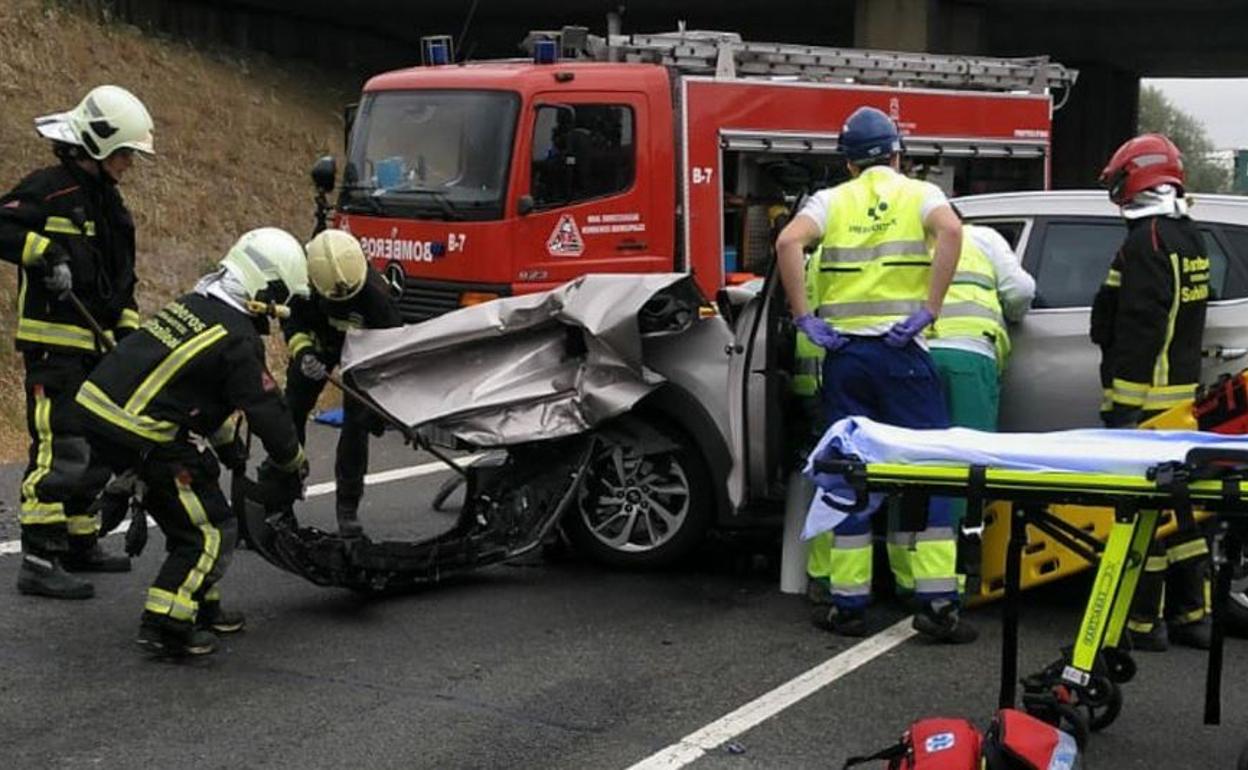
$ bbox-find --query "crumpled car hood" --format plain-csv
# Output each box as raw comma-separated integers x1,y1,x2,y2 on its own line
340,273,700,447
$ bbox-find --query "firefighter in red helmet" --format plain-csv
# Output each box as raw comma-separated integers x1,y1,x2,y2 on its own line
1091,133,1212,650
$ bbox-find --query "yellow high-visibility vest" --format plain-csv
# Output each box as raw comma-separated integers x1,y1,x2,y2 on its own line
930,229,1010,367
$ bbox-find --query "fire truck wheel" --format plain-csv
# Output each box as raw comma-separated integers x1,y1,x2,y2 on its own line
565,423,712,569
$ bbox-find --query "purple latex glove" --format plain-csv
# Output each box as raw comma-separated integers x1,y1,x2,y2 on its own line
795,314,848,352
884,307,935,348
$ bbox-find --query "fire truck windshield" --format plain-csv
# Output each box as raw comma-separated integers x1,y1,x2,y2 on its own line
341,89,519,221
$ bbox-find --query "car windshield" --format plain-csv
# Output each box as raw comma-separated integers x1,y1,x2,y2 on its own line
341,90,519,221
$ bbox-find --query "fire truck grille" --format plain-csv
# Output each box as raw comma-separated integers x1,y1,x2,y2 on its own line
395,278,511,323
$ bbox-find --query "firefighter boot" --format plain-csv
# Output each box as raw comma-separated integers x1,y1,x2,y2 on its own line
137,613,218,657
63,541,132,573
1126,618,1169,652
913,600,979,644
197,601,246,634
336,502,363,538
16,554,94,599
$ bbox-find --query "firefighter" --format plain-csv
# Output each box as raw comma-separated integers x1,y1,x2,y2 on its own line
75,227,310,657
1092,133,1212,651
0,85,154,598
281,229,402,537
775,106,975,643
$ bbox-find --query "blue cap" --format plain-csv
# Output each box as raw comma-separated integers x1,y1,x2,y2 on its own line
837,106,902,163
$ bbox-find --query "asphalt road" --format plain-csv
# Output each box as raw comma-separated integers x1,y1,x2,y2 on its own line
1,424,1246,769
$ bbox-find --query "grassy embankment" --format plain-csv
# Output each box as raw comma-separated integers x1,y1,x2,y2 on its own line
0,0,354,461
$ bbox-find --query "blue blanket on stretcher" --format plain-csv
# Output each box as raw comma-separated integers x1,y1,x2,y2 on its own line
801,416,1248,540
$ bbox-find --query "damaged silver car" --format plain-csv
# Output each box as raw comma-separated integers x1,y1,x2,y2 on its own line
235,272,796,590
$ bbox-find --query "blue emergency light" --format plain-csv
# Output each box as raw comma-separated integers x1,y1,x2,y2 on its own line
420,35,454,66
534,38,558,64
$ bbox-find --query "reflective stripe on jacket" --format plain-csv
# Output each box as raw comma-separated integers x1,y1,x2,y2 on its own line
929,229,1010,368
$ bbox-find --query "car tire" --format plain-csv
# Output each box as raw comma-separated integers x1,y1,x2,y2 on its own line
563,421,712,569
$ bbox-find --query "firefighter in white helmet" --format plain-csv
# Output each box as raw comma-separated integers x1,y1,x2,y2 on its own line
281,229,402,536
0,85,155,599
76,227,311,657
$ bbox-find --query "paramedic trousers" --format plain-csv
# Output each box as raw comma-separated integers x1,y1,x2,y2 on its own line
930,347,1000,528
284,363,370,511
19,351,111,559
140,441,236,625
807,337,957,610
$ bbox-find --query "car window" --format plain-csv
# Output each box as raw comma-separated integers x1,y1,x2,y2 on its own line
1032,221,1124,309
1218,225,1248,300
977,220,1026,250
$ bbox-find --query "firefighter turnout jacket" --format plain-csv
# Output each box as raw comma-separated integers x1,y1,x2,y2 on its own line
283,267,402,365
1091,215,1209,426
76,292,304,470
0,161,140,352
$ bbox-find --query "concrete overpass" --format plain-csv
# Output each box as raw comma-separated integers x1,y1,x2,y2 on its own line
97,0,1248,186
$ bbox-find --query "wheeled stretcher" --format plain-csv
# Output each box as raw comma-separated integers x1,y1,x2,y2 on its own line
807,418,1248,745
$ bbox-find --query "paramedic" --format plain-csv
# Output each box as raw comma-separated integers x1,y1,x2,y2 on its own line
0,86,154,598
1092,133,1212,650
928,221,1035,523
281,229,402,536
775,105,975,643
75,228,310,657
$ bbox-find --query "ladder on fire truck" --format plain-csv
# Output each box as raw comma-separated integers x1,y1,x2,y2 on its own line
532,27,1077,95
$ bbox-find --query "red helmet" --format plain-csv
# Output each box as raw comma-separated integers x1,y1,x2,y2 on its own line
1099,133,1185,205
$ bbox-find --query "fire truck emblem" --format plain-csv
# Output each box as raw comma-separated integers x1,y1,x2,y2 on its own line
546,214,585,257
888,97,900,121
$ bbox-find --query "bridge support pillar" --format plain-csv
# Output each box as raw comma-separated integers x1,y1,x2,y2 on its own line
1051,62,1139,189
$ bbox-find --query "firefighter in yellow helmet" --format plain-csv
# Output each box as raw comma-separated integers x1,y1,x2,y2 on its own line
281,229,402,536
0,85,155,599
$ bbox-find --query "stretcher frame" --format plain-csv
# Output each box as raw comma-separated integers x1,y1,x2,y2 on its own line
813,451,1248,734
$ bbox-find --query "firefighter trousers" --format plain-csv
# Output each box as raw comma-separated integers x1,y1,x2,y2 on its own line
1127,523,1212,633
139,441,237,625
285,364,371,510
19,350,111,559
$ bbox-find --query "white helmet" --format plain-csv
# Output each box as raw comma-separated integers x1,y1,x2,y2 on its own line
219,228,310,315
306,229,368,301
35,85,155,159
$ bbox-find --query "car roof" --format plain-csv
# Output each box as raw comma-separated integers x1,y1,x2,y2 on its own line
952,189,1248,226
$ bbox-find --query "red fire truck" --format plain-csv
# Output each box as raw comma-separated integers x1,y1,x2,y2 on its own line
312,29,1076,320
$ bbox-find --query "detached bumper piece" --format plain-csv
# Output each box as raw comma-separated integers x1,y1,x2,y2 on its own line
233,437,595,593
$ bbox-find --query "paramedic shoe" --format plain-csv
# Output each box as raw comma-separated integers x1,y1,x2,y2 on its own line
16,555,94,599
63,542,132,573
197,602,246,634
806,577,833,606
1169,618,1212,650
1126,623,1169,652
811,605,869,637
336,504,364,538
913,601,978,644
137,614,218,657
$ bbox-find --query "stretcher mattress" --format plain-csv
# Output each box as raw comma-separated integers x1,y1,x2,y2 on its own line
802,417,1248,539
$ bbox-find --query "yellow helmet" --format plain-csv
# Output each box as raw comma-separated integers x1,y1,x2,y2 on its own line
306,229,367,301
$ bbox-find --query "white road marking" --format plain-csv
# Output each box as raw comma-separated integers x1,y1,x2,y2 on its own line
0,455,479,557
625,618,917,770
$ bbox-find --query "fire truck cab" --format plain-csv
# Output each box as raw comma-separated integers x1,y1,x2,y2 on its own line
318,29,1076,321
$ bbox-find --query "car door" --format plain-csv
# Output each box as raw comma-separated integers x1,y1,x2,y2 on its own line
1000,217,1248,431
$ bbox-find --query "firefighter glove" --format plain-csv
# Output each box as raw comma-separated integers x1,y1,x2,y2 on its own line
213,433,249,472
43,262,72,293
298,351,329,381
124,507,148,557
885,307,935,348
795,313,848,352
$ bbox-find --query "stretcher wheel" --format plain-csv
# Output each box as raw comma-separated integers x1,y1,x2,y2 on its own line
1081,675,1123,732
1101,647,1137,684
